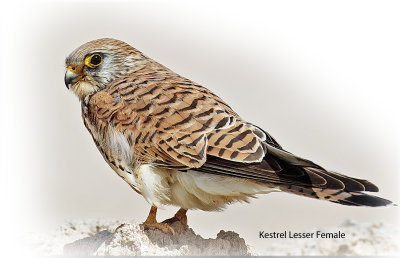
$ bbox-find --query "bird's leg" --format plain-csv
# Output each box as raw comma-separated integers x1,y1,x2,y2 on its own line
162,208,188,228
140,206,175,235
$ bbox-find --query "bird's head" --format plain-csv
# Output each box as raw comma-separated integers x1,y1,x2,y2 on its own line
65,38,144,100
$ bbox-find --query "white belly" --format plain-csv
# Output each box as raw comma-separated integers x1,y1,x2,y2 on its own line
135,164,279,211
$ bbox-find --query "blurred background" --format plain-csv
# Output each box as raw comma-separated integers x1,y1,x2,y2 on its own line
1,0,399,255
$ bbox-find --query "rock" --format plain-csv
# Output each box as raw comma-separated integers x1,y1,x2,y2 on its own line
28,218,397,256
63,221,250,256
64,230,113,256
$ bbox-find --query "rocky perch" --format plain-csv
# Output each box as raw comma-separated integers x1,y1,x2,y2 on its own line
63,221,250,256
26,218,398,256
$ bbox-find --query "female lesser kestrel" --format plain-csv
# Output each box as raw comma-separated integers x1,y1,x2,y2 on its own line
65,38,392,234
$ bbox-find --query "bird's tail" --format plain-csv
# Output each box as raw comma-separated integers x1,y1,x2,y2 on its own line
266,145,394,207
279,183,393,207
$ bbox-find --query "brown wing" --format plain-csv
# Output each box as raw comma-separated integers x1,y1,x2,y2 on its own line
86,67,390,208
85,62,391,207
86,68,268,168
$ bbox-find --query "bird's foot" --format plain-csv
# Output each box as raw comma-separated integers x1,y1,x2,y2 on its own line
162,208,188,229
141,221,175,235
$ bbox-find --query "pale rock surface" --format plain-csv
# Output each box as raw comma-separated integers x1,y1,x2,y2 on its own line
25,219,124,256
26,219,399,256
63,220,249,256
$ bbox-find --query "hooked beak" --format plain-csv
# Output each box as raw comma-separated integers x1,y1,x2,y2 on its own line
65,66,82,89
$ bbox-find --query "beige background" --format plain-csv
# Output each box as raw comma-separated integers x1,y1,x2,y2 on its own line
1,0,399,255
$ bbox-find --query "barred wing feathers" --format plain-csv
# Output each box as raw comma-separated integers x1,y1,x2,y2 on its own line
86,68,392,207
86,70,268,168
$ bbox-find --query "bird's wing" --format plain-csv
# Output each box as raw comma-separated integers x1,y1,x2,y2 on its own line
86,73,273,168
196,145,379,192
86,73,382,196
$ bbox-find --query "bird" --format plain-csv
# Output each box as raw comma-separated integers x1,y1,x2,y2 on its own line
65,38,393,235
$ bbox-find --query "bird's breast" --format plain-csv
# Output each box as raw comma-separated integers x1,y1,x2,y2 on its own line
81,111,140,192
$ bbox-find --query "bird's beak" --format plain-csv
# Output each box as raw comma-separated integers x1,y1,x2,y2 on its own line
65,66,82,89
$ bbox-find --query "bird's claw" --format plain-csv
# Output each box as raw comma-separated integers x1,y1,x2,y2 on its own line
141,221,176,235
162,210,188,229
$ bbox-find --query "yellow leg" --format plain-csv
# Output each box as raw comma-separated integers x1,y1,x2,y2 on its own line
162,208,188,228
140,206,175,235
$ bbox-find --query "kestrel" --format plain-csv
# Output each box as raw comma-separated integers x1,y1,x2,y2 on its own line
65,38,392,234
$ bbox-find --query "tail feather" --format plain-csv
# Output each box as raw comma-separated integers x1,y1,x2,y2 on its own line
279,184,393,207
267,145,393,207
197,144,393,207
336,192,393,207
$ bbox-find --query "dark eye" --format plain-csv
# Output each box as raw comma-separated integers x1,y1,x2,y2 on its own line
90,54,102,65
85,53,103,68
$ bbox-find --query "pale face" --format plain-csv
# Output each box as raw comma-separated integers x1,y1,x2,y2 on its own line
64,38,143,100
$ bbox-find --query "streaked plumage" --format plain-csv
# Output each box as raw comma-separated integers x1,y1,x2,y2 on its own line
65,38,393,234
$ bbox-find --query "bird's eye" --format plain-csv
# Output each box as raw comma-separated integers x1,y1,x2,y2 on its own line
85,54,103,68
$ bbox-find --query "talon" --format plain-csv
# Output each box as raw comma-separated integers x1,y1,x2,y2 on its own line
141,221,175,235
141,206,176,235
162,208,188,228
